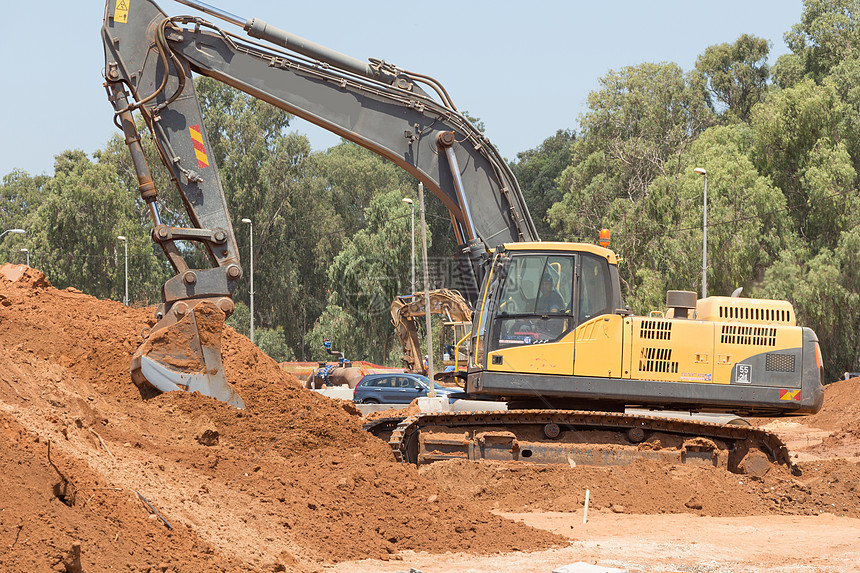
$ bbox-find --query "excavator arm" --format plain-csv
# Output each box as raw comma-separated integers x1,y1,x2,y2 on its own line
101,0,537,405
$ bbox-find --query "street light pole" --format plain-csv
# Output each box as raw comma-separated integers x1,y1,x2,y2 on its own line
116,236,128,305
1,229,26,268
241,218,254,344
20,248,29,267
0,228,25,240
402,197,415,296
693,167,708,299
418,183,435,396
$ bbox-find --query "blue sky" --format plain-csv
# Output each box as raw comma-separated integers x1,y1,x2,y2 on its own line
0,0,804,177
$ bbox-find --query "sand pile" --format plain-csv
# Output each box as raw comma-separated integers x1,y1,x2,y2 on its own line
1,262,858,572
0,264,559,572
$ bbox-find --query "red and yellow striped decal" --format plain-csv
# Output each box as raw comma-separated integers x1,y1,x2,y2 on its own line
779,389,800,401
189,125,209,168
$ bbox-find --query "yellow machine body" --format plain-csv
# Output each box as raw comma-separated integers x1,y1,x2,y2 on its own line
469,243,824,415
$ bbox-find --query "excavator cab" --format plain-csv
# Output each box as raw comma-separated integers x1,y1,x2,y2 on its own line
469,242,624,371
441,321,471,369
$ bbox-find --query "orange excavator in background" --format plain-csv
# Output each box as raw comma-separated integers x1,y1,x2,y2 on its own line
390,289,472,379
304,290,471,389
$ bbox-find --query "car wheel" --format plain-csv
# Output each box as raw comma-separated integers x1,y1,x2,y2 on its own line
362,398,380,405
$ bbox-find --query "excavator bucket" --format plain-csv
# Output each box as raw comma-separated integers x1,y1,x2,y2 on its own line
130,300,245,408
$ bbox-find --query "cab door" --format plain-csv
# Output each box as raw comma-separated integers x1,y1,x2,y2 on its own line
485,253,576,375
572,253,624,378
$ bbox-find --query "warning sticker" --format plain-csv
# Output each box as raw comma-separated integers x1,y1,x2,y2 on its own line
780,389,801,401
115,0,130,24
679,373,712,382
189,125,209,168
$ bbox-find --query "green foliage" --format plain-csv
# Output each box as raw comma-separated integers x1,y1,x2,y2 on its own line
822,57,860,168
461,111,486,134
92,130,178,302
755,227,860,379
304,298,362,362
0,169,46,264
510,129,576,240
577,63,713,196
0,170,47,231
307,189,421,363
254,326,294,362
194,78,343,359
227,302,293,362
785,0,860,82
25,151,143,300
226,301,251,337
694,34,771,123
772,53,808,89
315,141,410,234
751,79,858,248
625,125,791,312
548,62,715,298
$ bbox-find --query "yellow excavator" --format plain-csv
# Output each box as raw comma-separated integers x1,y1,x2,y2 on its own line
102,0,823,475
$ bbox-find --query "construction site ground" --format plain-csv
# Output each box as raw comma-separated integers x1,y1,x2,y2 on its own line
1,263,858,573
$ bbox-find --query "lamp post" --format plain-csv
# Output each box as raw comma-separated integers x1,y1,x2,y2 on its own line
0,228,25,240
402,197,415,296
20,248,29,267
116,236,128,305
693,167,708,299
418,183,436,396
241,218,254,344
2,228,27,269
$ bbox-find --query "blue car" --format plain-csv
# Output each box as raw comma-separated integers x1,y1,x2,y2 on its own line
353,373,459,404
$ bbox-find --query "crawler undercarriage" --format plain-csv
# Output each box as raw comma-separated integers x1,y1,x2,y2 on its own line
365,410,797,477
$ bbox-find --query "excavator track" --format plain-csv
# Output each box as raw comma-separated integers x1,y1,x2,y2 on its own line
386,410,798,477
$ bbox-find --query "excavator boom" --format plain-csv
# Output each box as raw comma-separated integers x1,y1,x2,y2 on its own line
101,0,535,403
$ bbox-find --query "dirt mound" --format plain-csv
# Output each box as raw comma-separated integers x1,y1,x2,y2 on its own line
420,456,860,518
0,265,560,572
2,264,859,572
799,376,860,432
362,399,421,422
757,376,860,459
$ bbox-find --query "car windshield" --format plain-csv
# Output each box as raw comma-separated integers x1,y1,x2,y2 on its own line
404,377,449,391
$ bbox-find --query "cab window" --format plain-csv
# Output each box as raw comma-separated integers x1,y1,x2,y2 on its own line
492,254,574,350
578,254,612,324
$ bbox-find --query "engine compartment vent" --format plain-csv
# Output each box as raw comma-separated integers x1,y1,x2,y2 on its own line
638,347,679,373
766,353,796,372
640,320,672,340
696,297,796,326
720,325,777,347
719,305,790,323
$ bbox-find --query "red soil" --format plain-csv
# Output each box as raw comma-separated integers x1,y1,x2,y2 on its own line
1,263,858,572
